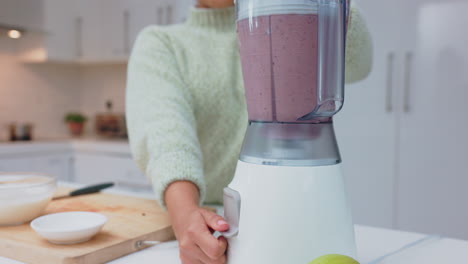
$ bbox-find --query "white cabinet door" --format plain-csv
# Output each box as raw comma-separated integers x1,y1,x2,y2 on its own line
77,0,179,62
118,0,180,57
43,0,79,61
31,155,72,182
77,0,106,62
397,1,468,239
0,158,32,172
334,0,400,228
74,153,152,193
85,0,135,62
0,154,71,181
129,0,166,42
104,0,132,59
0,0,41,29
15,0,43,30
26,0,188,63
0,0,17,26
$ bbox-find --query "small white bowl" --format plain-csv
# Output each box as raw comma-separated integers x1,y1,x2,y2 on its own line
30,211,108,245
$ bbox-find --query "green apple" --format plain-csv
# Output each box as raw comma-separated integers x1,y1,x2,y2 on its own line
309,254,360,264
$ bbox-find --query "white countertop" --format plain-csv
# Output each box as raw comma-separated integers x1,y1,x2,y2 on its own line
107,226,468,264
2,225,467,264
0,139,131,157
2,183,468,264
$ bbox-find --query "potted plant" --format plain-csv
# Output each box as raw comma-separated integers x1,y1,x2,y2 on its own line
64,112,87,137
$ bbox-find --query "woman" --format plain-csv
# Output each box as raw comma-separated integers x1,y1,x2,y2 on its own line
126,0,372,263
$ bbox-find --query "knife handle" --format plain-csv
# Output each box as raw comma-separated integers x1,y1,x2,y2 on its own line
69,182,115,197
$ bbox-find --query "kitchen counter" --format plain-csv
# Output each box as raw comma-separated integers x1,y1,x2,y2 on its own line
0,139,131,157
2,225,467,264
1,183,468,263
108,226,468,264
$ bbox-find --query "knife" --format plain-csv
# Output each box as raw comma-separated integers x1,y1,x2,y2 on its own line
52,182,115,200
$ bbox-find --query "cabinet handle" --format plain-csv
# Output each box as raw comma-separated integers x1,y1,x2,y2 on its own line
123,9,130,54
386,52,395,113
156,6,164,25
403,52,414,113
75,17,83,57
166,5,173,24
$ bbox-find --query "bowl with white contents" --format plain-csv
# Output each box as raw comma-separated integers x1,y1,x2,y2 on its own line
0,173,56,226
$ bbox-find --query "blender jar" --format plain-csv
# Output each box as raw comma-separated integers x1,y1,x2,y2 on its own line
236,0,347,123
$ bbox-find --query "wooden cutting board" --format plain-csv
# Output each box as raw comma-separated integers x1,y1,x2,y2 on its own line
0,190,176,264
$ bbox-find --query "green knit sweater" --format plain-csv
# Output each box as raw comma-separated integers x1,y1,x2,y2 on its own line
126,6,372,207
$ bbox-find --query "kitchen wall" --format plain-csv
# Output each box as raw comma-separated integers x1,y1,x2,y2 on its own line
0,38,80,140
0,38,128,140
79,65,127,135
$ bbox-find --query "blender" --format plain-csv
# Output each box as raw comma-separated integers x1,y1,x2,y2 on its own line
222,0,356,263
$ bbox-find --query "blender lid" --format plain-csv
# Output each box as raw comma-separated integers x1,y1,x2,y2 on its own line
236,0,321,20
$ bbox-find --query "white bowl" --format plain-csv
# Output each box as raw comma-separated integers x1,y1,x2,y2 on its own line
0,173,56,226
30,211,108,245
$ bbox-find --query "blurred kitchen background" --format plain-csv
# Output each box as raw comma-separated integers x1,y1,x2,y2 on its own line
1,0,467,241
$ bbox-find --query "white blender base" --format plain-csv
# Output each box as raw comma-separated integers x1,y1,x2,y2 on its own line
225,160,357,264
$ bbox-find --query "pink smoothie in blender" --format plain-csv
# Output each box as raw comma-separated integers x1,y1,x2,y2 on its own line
238,3,346,123
238,14,319,122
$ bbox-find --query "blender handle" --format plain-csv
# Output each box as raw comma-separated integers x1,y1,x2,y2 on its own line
220,188,241,238
385,52,395,113
403,52,414,113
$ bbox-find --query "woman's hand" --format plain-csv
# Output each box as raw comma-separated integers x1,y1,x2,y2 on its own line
177,207,229,264
165,181,230,264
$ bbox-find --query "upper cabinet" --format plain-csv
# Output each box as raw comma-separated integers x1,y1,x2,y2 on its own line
0,0,43,30
336,0,468,239
18,0,189,63
40,0,78,61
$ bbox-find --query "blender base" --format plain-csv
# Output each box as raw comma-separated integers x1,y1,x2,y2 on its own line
224,160,357,264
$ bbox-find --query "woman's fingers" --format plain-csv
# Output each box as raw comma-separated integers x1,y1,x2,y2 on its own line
181,237,227,264
180,254,202,264
177,208,228,264
200,209,230,232
192,228,228,260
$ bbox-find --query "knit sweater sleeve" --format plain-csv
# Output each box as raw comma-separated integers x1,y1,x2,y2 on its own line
126,27,205,208
346,2,373,84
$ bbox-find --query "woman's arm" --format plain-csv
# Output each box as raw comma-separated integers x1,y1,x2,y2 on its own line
126,27,206,208
126,26,228,264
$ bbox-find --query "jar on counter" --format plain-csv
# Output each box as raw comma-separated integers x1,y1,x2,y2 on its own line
8,123,34,141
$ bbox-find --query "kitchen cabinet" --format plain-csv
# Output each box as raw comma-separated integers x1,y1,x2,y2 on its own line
33,154,73,182
0,154,72,181
0,141,151,193
335,0,399,229
79,0,181,63
121,0,181,52
336,0,468,239
0,0,17,26
73,152,152,193
396,1,468,240
0,0,43,30
40,0,78,61
22,0,188,63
